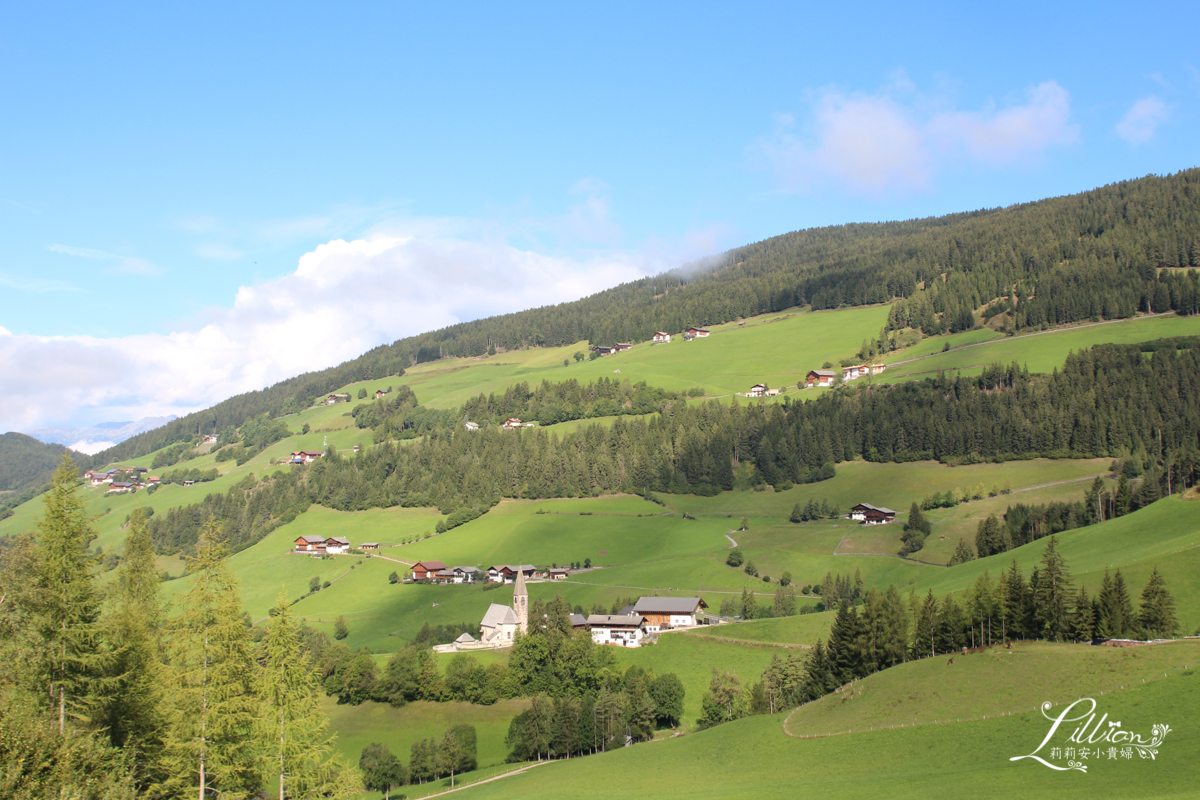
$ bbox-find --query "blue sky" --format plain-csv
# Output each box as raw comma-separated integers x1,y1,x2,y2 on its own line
1,1,1197,436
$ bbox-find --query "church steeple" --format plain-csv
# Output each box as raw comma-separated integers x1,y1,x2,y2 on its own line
513,567,528,634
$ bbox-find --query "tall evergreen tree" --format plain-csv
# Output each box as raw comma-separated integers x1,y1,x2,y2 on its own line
1138,566,1178,639
826,602,864,682
1033,536,1073,642
257,592,360,799
34,456,107,734
158,523,263,799
103,508,168,784
1069,585,1096,643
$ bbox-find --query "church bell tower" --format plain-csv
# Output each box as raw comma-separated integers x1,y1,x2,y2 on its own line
513,567,528,634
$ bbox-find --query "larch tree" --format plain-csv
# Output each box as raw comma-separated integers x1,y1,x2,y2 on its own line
158,522,262,799
34,455,108,735
104,508,168,784
257,591,361,799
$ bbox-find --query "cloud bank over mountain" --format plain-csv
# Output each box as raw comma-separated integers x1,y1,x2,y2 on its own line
0,235,653,432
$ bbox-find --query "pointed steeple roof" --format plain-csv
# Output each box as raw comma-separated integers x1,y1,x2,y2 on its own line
514,564,527,597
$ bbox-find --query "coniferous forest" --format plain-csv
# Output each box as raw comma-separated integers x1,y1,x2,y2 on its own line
143,338,1200,557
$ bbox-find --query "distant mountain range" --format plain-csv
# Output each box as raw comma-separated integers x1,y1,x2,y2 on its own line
23,416,177,455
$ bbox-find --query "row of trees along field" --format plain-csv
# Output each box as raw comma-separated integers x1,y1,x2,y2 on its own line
0,461,363,799
143,338,1200,558
350,378,685,442
698,536,1179,728
82,169,1200,468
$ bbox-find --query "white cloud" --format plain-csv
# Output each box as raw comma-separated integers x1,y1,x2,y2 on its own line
48,243,163,276
1115,96,1171,145
0,234,659,432
0,272,79,292
753,79,1078,194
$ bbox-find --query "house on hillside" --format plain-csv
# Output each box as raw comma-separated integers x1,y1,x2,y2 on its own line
434,568,456,584
451,566,480,584
182,480,195,487
295,535,326,553
324,536,350,555
375,389,390,399
842,364,886,381
487,564,537,584
652,331,671,343
290,451,324,464
201,434,219,444
748,383,768,397
850,503,896,525
592,345,613,356
612,342,633,352
106,482,136,494
360,542,379,551
587,614,646,647
411,561,448,581
86,470,112,486
548,568,570,581
502,418,524,430
146,476,160,485
326,393,350,404
631,597,707,631
569,613,588,629
805,369,837,387
685,327,710,338
463,421,480,431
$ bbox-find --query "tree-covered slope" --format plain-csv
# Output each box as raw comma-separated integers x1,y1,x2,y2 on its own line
87,169,1200,466
0,432,94,499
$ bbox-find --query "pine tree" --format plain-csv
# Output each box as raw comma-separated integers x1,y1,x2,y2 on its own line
826,602,864,682
1070,585,1095,642
34,455,108,735
103,508,168,784
1138,566,1178,639
1033,536,1073,642
157,522,263,798
1111,570,1136,637
948,539,976,565
910,590,938,658
258,592,360,798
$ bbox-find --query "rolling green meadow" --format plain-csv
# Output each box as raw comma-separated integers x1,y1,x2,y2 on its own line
456,642,1200,800
6,302,1200,799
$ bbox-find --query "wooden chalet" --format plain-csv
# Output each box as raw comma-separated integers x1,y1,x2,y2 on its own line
631,597,707,631
324,536,350,555
805,369,837,387
326,393,350,404
502,418,524,430
548,568,570,581
289,450,324,464
652,331,671,343
360,542,379,551
850,503,896,525
592,345,613,356
411,561,448,581
685,327,711,338
375,389,390,399
612,342,633,352
295,534,326,553
464,421,480,431
748,383,768,397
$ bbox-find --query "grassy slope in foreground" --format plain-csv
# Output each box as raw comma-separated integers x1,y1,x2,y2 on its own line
464,644,1200,800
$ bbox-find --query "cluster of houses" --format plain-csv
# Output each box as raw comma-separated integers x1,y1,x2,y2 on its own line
804,363,887,387
588,327,713,356
292,534,376,555
85,468,161,493
326,393,351,404
409,561,570,584
744,383,782,398
435,567,709,653
850,502,897,525
461,418,537,432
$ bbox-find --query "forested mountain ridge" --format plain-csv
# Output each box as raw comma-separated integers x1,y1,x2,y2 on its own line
0,432,95,502
60,168,1200,467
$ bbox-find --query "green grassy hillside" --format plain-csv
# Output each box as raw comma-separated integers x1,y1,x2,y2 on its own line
456,641,1200,800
